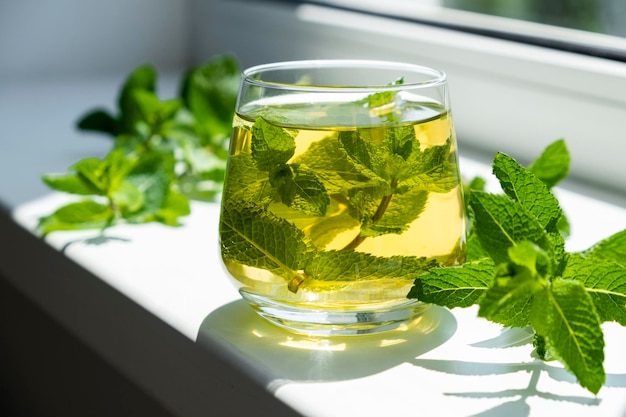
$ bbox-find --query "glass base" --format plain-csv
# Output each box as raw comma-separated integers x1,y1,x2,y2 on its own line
239,290,430,336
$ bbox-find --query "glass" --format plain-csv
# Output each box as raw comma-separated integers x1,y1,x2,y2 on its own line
218,60,466,336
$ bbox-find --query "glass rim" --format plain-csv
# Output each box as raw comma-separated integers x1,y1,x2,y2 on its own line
241,59,447,92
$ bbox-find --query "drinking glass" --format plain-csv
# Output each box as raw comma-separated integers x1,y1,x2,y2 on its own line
218,60,466,336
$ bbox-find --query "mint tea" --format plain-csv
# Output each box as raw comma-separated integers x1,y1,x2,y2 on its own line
218,60,466,335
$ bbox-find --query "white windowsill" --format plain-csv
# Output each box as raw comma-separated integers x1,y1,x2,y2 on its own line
5,153,626,416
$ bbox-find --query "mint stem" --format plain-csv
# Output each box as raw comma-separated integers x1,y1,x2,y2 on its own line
342,178,397,251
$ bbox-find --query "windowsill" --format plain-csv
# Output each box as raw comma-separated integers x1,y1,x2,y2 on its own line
2,73,626,417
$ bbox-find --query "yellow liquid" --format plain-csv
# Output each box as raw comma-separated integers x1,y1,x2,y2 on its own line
220,100,466,310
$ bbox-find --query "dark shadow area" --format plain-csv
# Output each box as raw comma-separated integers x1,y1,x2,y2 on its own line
197,300,457,387
0,274,175,417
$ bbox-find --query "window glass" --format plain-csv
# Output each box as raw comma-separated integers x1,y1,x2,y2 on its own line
441,0,626,38
304,0,626,60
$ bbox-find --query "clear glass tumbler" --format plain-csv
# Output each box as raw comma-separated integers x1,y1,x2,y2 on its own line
218,60,466,336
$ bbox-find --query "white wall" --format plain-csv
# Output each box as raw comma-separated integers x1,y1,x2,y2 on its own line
0,0,191,78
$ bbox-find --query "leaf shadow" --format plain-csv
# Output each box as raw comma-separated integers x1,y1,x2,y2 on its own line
59,234,131,253
411,351,626,416
196,299,457,389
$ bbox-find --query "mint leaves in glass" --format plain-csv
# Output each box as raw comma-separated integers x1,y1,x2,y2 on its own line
219,60,466,335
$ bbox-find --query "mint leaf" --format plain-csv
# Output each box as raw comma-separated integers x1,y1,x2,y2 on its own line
409,259,495,308
111,180,144,213
118,64,157,134
477,242,548,327
131,90,183,135
584,229,626,265
305,250,436,283
364,77,404,109
470,192,553,265
77,109,117,135
338,129,388,183
181,54,240,140
493,152,562,232
406,139,625,394
294,135,368,193
466,233,488,261
251,117,296,171
36,200,113,235
563,254,626,325
530,279,605,394
507,240,552,277
42,172,104,196
71,157,108,193
277,164,330,217
384,124,415,161
156,188,191,226
122,153,176,223
221,154,274,206
360,187,428,236
103,148,135,193
401,138,458,193
220,201,315,280
527,139,570,189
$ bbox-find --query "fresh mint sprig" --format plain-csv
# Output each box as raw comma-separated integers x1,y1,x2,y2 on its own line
37,55,239,235
409,139,626,394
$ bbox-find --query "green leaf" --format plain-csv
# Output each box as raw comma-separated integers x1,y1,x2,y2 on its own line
530,279,605,394
180,144,227,175
293,135,367,194
364,78,404,109
70,157,107,193
477,243,547,327
77,109,118,135
478,242,552,327
338,130,387,182
220,200,315,280
408,259,495,308
221,154,275,207
384,124,415,161
118,64,157,134
508,240,552,278
401,138,458,193
527,139,570,189
111,180,144,213
251,118,296,171
36,200,113,235
124,154,173,219
305,250,436,283
181,54,240,137
583,229,626,265
465,232,488,261
492,152,562,232
42,173,103,196
132,90,183,132
360,187,429,236
157,188,191,226
103,148,134,193
470,192,552,265
277,164,330,216
563,254,626,325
